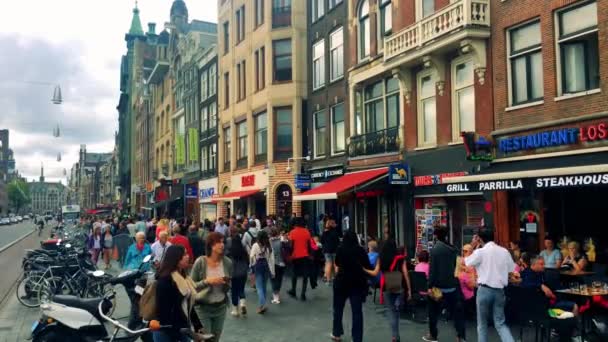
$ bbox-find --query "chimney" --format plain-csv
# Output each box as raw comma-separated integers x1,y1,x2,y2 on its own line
148,23,156,35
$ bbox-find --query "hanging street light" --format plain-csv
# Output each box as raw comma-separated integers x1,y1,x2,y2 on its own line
52,85,62,104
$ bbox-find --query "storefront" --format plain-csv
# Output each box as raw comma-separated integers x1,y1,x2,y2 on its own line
407,145,488,253
198,178,218,222
298,165,344,232
442,120,608,258
184,183,199,223
213,169,268,218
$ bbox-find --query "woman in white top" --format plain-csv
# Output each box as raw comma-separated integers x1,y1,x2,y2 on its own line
249,230,275,314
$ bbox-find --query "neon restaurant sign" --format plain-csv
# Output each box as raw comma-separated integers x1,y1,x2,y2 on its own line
498,123,608,154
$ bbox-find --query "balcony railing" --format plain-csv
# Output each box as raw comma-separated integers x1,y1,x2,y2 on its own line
384,0,490,61
272,6,291,28
348,127,399,158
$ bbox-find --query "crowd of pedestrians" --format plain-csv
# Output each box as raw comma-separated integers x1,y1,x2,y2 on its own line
76,212,598,342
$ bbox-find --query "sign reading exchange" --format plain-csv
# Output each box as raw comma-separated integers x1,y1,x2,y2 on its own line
445,173,608,192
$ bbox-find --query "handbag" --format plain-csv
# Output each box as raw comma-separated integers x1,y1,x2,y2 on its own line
384,256,404,294
429,287,443,302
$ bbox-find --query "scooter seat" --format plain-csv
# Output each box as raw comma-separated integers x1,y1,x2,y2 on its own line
52,295,111,320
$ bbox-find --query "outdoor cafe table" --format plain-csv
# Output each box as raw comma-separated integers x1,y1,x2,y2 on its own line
559,270,596,277
556,287,608,339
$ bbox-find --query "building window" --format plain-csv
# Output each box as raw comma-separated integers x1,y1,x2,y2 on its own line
312,0,324,22
237,121,247,166
255,111,267,162
557,1,599,95
223,127,231,171
255,0,264,28
210,143,217,174
331,103,345,154
272,0,291,28
330,27,344,82
201,69,208,100
358,0,370,61
362,78,399,134
452,58,475,140
201,145,209,172
312,39,325,90
223,21,230,54
201,105,209,133
508,21,542,105
223,72,230,108
275,107,292,158
313,110,327,158
378,0,392,51
329,0,343,10
421,0,434,18
273,39,292,82
209,63,217,96
236,6,246,44
209,102,217,131
236,60,246,102
417,72,436,146
255,46,266,91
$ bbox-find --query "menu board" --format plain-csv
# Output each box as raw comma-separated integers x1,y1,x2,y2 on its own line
415,199,448,252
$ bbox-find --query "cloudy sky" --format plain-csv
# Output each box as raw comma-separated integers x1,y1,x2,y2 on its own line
0,0,217,183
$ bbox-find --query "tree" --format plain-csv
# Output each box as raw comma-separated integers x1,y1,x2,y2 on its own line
7,180,30,213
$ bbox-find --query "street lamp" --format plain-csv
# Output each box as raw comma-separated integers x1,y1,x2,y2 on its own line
286,156,310,173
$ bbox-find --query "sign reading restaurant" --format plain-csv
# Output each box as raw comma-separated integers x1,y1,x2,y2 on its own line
445,173,608,192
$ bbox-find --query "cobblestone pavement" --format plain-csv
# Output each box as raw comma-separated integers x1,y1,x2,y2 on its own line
0,263,541,342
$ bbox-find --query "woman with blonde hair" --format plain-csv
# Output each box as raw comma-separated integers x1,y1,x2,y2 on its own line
562,241,588,272
155,218,170,241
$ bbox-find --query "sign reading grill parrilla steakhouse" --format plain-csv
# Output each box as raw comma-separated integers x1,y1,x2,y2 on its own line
445,173,608,192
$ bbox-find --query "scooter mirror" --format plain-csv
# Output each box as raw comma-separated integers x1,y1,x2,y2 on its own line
56,239,62,246
92,270,105,277
65,243,72,248
143,255,152,263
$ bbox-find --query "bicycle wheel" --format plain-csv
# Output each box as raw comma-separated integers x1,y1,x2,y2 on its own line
16,274,48,308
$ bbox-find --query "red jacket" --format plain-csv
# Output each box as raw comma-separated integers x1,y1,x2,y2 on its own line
170,234,194,262
289,226,312,259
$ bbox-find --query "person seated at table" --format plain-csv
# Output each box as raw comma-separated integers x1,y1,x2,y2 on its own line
561,241,588,272
540,237,562,269
520,253,578,316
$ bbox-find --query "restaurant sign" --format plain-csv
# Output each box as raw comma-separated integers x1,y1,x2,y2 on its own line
445,173,608,192
310,166,344,181
388,163,410,185
414,172,468,187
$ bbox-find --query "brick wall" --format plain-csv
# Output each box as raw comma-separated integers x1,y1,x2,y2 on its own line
492,0,608,132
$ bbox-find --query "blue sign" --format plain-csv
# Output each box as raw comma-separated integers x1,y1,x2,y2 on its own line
185,184,198,199
199,187,215,200
295,174,312,190
498,128,578,154
388,163,410,185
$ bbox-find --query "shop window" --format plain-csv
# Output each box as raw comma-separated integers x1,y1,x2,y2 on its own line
330,27,344,82
358,0,370,62
237,121,248,167
273,39,292,82
508,20,543,105
255,111,268,163
314,110,327,159
465,201,484,226
556,1,599,95
312,39,325,90
452,58,475,140
378,0,392,51
331,103,345,155
417,71,436,146
312,0,324,22
274,107,292,159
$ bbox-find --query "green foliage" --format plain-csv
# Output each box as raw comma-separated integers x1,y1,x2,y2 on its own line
7,180,30,212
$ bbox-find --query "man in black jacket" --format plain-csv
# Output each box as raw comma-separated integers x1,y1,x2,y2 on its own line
187,224,205,260
423,226,466,342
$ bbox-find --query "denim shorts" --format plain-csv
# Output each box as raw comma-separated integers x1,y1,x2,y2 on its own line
324,253,336,262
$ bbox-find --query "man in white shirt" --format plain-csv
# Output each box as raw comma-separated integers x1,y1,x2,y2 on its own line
465,230,516,342
151,231,172,267
214,217,229,236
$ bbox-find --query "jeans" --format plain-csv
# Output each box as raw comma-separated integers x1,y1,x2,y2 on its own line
271,265,285,293
152,330,191,342
230,276,246,307
476,285,515,342
255,265,270,307
332,287,364,342
195,303,227,342
290,258,309,296
384,292,402,340
428,289,466,340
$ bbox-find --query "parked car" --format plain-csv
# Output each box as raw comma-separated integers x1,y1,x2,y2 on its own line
23,215,30,220
9,217,18,224
0,218,10,225
16,216,23,222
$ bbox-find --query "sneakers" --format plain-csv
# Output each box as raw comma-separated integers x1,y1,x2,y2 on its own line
422,334,438,342
256,306,267,314
239,299,247,315
230,307,239,317
330,334,341,341
271,294,281,304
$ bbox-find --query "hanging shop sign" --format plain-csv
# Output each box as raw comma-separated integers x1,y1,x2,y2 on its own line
231,169,269,191
185,184,198,199
309,166,344,181
445,173,608,193
414,172,468,187
294,174,312,190
198,178,218,203
462,132,494,161
388,163,411,185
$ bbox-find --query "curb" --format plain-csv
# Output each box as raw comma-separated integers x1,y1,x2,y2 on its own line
0,228,36,254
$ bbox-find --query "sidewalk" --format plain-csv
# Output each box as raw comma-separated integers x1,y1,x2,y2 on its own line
0,267,534,342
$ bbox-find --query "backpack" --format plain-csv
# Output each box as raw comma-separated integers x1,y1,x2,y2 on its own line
246,230,257,248
139,281,157,321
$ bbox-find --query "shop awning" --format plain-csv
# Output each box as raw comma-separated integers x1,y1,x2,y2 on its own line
293,167,388,201
212,189,261,202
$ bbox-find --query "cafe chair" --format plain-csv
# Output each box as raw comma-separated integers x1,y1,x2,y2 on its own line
406,271,429,323
508,286,551,342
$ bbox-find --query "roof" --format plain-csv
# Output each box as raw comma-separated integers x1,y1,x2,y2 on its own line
189,20,217,34
128,6,144,36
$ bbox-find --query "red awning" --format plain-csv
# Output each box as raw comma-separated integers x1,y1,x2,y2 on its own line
212,189,261,202
293,167,388,201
